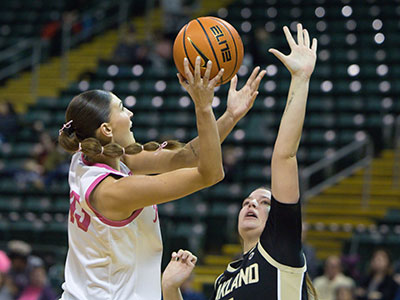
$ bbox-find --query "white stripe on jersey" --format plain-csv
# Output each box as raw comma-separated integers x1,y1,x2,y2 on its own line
61,153,163,300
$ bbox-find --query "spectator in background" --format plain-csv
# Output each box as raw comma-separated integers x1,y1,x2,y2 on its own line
222,146,242,183
0,250,13,300
149,32,173,75
42,143,70,186
355,248,398,300
160,0,199,36
7,241,32,298
14,159,45,190
180,274,206,300
0,101,18,144
17,266,57,300
314,255,355,300
335,285,356,300
111,25,150,65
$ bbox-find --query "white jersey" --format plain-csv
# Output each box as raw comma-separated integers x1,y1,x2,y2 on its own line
61,153,162,300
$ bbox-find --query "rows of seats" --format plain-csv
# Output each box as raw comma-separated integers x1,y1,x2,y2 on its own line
0,0,399,268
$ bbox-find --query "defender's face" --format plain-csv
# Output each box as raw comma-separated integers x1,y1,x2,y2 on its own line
238,188,271,240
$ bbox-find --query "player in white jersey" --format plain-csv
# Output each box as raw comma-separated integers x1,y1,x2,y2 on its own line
162,24,319,300
58,57,266,300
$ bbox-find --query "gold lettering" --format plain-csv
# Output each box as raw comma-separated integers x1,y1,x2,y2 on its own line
248,263,259,284
231,273,239,290
222,278,232,297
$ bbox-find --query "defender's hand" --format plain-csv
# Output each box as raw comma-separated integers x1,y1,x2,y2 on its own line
269,23,317,79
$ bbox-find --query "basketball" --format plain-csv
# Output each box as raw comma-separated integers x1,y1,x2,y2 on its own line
173,16,244,86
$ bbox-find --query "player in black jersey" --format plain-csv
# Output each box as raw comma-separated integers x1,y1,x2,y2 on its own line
162,23,318,300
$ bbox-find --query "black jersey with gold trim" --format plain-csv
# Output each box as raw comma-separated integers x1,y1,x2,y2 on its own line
210,196,308,300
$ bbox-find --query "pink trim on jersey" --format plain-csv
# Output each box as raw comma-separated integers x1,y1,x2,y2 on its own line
82,155,143,227
84,173,143,227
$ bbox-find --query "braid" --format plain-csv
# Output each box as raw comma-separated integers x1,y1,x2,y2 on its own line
58,131,81,153
60,135,185,160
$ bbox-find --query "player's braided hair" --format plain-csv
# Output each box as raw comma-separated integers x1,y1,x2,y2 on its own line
58,90,183,160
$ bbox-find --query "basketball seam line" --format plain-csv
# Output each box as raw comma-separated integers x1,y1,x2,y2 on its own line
210,17,239,84
183,24,195,71
195,18,223,85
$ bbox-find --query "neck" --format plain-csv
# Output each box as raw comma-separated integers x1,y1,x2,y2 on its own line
242,236,259,253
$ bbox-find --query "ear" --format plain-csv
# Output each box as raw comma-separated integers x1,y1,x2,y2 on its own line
98,123,113,139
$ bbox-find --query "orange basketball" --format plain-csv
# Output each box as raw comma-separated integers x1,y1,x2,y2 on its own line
173,16,244,86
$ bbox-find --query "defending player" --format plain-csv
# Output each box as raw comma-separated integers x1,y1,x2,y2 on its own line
162,23,318,300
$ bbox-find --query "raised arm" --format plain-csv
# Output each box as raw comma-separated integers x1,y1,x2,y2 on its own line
162,250,197,300
123,67,266,175
270,24,317,204
91,57,225,219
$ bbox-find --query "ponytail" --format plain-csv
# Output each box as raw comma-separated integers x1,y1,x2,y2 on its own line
306,273,318,300
58,130,183,160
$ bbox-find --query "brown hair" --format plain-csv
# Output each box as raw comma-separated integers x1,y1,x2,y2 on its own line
58,90,182,160
306,273,318,299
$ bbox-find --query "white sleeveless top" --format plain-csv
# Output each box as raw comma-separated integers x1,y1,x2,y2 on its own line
61,153,162,300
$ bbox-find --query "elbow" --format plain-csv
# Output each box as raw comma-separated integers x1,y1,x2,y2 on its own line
201,166,225,187
272,150,297,161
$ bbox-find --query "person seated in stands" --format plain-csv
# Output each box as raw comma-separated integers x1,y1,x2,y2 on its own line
0,101,18,144
335,285,356,300
0,250,13,300
111,25,150,65
355,248,398,300
17,265,57,300
313,255,355,300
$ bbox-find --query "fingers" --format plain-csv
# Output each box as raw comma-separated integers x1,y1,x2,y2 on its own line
247,91,259,108
229,75,238,92
283,26,296,49
251,70,266,92
203,60,212,86
268,48,287,64
177,73,188,90
173,249,197,266
311,38,318,53
183,58,194,85
297,23,303,46
245,66,260,87
303,29,310,48
208,68,224,88
194,56,201,83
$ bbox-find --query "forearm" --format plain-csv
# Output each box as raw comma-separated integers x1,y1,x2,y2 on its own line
162,286,184,300
273,75,310,158
181,111,236,165
195,106,224,182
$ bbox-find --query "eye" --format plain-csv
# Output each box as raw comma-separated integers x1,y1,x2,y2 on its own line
261,200,270,206
242,200,249,207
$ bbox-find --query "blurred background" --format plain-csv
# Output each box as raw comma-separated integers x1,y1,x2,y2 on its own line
0,0,399,299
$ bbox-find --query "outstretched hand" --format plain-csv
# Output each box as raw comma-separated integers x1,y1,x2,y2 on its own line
162,249,197,290
226,66,266,123
178,56,224,110
269,23,317,79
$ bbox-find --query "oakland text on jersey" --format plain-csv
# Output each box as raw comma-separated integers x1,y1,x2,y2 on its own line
215,263,259,300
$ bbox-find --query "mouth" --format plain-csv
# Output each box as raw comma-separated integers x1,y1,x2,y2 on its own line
245,211,258,219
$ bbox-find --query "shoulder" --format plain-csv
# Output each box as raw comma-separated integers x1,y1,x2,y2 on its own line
336,274,355,286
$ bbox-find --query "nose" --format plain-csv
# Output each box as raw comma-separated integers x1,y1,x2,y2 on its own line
128,109,134,118
248,199,258,208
